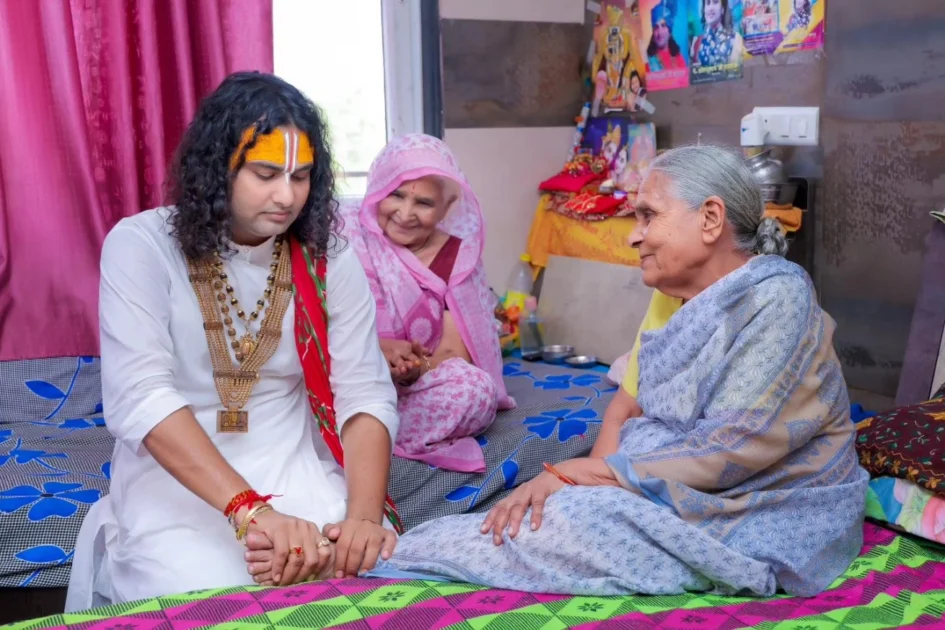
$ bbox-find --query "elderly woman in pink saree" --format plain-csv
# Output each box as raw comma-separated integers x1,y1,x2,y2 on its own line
342,134,515,473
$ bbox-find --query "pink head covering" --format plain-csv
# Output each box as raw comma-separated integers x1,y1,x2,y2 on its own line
341,133,513,409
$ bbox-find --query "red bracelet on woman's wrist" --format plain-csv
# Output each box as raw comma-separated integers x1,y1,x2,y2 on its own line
543,462,577,486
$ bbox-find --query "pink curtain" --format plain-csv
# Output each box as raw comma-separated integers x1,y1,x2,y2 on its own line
0,0,273,361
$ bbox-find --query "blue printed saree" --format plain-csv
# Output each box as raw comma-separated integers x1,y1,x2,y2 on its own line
374,255,869,597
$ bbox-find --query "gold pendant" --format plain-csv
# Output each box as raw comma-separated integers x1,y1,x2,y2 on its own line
217,409,249,433
238,333,257,361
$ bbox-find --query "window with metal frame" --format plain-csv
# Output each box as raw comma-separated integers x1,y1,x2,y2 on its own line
273,0,435,197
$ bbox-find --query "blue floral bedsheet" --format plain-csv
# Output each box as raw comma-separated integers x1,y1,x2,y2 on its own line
389,360,613,529
0,357,613,588
0,357,111,588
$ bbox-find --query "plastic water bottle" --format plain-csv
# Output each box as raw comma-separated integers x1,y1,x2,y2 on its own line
503,254,534,313
519,295,544,358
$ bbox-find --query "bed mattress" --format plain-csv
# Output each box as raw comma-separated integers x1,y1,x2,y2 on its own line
10,523,945,629
0,357,610,587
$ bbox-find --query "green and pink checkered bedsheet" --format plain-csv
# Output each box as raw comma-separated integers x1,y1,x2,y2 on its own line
7,523,945,630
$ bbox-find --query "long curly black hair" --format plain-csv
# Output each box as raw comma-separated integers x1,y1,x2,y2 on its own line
166,71,339,260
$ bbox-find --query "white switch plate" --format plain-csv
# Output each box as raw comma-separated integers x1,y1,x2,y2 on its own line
752,107,820,147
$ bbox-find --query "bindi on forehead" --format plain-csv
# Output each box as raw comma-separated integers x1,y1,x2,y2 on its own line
400,177,443,200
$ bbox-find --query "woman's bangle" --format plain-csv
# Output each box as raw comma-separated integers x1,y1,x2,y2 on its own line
235,503,274,541
543,462,577,486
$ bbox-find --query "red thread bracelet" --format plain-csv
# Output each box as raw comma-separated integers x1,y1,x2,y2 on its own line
224,490,276,519
543,462,577,486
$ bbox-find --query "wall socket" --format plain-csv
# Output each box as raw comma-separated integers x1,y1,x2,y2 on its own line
740,107,820,147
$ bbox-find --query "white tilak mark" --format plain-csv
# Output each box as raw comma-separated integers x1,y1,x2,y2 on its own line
283,130,295,185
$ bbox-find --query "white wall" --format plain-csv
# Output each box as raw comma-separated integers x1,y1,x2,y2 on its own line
440,0,585,290
446,127,576,289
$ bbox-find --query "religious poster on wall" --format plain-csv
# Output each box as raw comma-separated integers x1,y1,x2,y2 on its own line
639,0,690,91
688,0,745,85
582,119,657,194
743,0,824,56
591,2,650,113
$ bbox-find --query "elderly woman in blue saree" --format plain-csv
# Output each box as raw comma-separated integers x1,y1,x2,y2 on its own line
372,145,869,597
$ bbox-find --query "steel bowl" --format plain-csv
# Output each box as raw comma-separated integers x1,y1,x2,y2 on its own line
565,355,599,368
541,344,574,364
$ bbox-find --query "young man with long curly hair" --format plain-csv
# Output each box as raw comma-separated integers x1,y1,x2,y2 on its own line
67,72,402,609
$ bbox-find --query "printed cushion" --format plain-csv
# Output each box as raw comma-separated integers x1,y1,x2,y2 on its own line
856,387,945,498
866,476,945,545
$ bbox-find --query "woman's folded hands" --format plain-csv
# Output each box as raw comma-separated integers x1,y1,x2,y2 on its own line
380,338,429,385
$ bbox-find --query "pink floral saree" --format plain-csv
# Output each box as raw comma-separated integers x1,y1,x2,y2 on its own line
341,134,514,472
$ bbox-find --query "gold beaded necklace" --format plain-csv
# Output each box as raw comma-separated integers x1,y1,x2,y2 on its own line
212,241,282,362
187,236,293,433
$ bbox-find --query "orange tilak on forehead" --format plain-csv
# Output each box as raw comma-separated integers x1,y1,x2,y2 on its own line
230,126,315,172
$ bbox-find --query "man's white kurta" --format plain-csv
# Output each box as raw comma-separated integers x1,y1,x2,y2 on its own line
66,208,398,609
